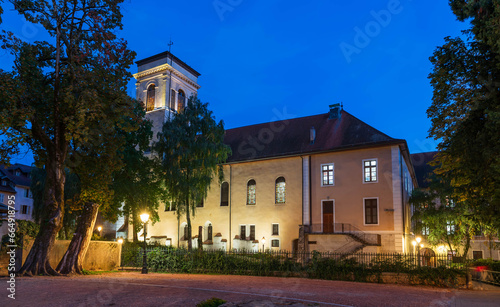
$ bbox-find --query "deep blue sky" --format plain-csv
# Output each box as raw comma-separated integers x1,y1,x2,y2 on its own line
1,0,466,165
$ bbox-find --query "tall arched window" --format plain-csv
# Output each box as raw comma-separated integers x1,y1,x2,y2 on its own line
275,177,286,204
220,182,229,206
177,89,186,113
146,84,155,111
169,89,176,111
247,179,256,205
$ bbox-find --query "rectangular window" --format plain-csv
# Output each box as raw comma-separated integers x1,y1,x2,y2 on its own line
21,205,29,215
249,225,255,241
473,251,483,260
364,198,378,225
321,163,334,186
1,180,6,186
220,182,229,206
446,220,455,235
240,225,246,240
272,224,279,236
363,159,377,182
0,194,3,203
445,197,455,208
271,239,280,247
164,201,176,212
196,198,204,208
24,188,32,198
422,224,430,236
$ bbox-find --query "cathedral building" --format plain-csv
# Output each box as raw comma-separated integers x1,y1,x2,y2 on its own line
129,51,417,254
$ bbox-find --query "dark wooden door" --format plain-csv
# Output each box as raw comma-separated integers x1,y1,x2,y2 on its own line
323,201,334,233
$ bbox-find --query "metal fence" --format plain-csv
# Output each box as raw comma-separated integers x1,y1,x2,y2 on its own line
121,245,468,271
470,268,500,286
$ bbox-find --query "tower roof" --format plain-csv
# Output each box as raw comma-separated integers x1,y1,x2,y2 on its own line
136,51,201,77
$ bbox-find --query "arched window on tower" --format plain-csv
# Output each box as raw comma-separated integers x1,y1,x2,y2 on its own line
247,179,256,205
170,89,176,111
177,89,186,113
275,177,286,204
146,84,155,111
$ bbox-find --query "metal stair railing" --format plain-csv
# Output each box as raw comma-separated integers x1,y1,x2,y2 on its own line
305,223,381,246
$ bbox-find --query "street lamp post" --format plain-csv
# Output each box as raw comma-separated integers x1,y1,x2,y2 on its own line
416,237,422,267
97,226,102,237
140,213,150,274
261,237,265,253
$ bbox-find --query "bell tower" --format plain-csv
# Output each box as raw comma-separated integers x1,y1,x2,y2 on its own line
133,50,201,140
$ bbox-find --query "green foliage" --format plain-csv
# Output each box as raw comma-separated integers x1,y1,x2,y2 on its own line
154,96,231,249
470,259,500,271
122,247,465,287
1,220,39,248
196,297,226,307
427,0,500,236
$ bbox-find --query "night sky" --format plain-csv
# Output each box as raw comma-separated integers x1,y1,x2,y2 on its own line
0,0,466,165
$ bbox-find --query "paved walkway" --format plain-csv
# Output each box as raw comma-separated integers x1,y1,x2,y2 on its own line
1,272,499,306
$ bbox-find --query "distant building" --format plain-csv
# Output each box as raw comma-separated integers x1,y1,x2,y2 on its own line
410,152,500,260
0,164,34,238
122,51,418,254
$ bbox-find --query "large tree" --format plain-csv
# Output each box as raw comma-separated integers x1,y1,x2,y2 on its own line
0,0,136,275
111,104,163,243
427,0,500,236
154,96,231,250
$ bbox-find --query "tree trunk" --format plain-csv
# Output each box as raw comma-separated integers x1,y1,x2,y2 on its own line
18,159,65,276
186,194,192,250
57,202,100,274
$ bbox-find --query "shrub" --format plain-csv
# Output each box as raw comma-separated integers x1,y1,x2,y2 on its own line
196,297,226,307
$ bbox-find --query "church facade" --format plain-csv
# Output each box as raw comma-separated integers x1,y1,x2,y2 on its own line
129,51,418,254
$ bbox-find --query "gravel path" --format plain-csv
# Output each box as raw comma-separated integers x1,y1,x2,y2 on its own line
1,272,499,306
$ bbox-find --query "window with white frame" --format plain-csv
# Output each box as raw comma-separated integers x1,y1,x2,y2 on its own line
446,220,455,235
364,198,378,225
271,239,280,248
363,159,377,182
272,224,279,236
321,163,334,186
25,188,32,198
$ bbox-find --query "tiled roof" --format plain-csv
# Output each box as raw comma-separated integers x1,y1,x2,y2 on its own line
0,163,33,188
224,110,404,163
410,151,438,188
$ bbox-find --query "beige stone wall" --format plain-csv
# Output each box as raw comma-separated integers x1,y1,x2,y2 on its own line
310,146,395,232
146,156,303,251
21,240,121,271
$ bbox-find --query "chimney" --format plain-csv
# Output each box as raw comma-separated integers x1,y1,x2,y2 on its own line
310,127,316,144
329,103,342,119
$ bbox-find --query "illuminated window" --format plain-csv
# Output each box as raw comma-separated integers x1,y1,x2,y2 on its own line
446,220,455,235
363,159,377,182
220,182,229,206
445,197,455,208
177,89,186,113
146,84,155,111
247,179,256,205
422,223,430,236
364,198,378,225
275,177,286,204
321,163,334,186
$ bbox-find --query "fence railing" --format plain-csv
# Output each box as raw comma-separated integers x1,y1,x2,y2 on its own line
121,245,467,270
305,223,381,246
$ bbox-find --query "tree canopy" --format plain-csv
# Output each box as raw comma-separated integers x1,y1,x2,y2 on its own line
0,0,137,275
427,0,500,236
154,96,231,250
